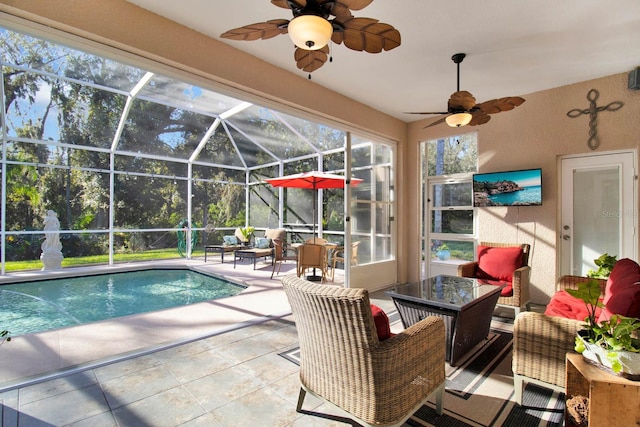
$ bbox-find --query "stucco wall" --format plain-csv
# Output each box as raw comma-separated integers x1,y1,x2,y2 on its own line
409,73,640,302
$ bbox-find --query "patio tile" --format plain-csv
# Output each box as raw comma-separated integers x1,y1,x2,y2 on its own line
153,339,216,362
100,364,181,409
179,412,224,427
18,384,110,426
18,371,98,405
184,365,265,411
239,351,299,385
209,386,300,427
112,386,205,427
162,348,235,383
64,410,118,427
93,353,162,383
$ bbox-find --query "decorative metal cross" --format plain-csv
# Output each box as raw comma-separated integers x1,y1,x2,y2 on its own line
567,89,624,150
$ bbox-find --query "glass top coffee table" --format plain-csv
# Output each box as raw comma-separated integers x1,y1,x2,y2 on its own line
386,275,505,366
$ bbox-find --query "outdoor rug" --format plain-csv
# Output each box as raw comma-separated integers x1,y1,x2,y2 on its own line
279,325,565,427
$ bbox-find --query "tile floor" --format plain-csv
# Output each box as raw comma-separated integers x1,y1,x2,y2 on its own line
0,256,401,426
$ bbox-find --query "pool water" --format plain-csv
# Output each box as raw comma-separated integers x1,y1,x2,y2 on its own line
0,269,246,336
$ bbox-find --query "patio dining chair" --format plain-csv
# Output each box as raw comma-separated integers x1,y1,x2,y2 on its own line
297,243,328,282
271,238,298,279
329,241,360,282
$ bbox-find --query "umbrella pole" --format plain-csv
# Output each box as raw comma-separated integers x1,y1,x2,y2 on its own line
307,186,322,282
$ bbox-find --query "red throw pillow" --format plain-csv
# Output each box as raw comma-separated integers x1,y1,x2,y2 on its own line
544,290,602,321
476,246,524,283
370,304,393,341
500,284,513,297
598,258,640,322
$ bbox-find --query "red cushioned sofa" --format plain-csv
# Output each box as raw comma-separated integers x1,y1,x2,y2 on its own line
512,258,640,405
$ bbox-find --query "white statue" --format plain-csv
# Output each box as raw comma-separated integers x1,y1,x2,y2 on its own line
41,210,63,270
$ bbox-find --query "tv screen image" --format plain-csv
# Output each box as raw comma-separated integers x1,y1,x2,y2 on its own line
473,168,542,207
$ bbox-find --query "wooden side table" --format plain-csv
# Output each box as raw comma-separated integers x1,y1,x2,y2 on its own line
565,353,640,426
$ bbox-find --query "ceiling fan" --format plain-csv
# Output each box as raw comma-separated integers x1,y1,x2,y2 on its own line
220,0,401,76
406,53,525,128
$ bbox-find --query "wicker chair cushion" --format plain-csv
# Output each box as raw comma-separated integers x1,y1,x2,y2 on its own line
544,290,602,320
370,304,394,341
476,246,523,282
255,237,271,249
599,258,640,321
223,235,238,245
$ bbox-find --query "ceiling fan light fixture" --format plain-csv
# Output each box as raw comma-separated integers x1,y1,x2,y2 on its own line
288,14,333,50
446,112,472,127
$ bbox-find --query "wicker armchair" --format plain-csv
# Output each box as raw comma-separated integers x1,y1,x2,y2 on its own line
281,275,445,427
458,241,531,316
512,275,606,405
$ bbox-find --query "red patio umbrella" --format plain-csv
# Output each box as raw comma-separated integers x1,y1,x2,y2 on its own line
265,171,363,243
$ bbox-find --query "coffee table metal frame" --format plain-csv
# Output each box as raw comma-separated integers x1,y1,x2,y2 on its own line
233,248,274,270
204,245,241,263
386,275,504,366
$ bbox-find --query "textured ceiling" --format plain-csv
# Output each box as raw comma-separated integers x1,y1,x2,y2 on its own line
126,0,640,122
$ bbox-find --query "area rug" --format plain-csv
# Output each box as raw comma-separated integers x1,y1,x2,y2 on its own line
279,327,565,427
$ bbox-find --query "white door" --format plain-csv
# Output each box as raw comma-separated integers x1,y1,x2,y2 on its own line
560,151,637,276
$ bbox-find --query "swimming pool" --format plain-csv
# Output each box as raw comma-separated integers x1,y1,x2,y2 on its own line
0,269,246,336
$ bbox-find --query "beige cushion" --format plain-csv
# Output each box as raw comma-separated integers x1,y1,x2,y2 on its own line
264,228,286,243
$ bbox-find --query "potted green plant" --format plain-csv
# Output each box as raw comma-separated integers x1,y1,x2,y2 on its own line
567,279,640,379
586,253,617,279
239,226,255,245
436,243,450,260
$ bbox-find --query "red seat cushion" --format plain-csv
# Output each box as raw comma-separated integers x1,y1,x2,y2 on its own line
370,304,394,341
475,246,524,283
598,258,640,322
544,290,603,321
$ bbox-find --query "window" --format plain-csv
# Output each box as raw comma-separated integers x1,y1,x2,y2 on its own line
351,137,395,264
421,133,477,279
0,25,395,272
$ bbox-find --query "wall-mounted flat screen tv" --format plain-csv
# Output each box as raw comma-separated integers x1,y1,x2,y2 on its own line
473,168,542,207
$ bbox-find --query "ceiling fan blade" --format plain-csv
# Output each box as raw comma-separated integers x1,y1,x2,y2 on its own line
477,96,526,114
220,19,289,41
469,111,491,126
403,111,449,115
271,0,295,9
295,46,329,72
448,90,476,111
331,3,355,21
338,0,373,11
423,116,448,129
338,17,401,52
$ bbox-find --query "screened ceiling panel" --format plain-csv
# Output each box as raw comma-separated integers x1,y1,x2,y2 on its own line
225,105,315,159
277,110,346,152
2,26,359,169
137,75,245,116
118,99,211,158
194,125,245,168
3,68,126,148
1,29,144,92
225,125,277,168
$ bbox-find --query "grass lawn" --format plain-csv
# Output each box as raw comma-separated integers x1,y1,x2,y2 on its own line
4,248,206,272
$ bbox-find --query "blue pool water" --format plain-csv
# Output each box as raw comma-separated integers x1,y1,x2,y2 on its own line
0,269,246,336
